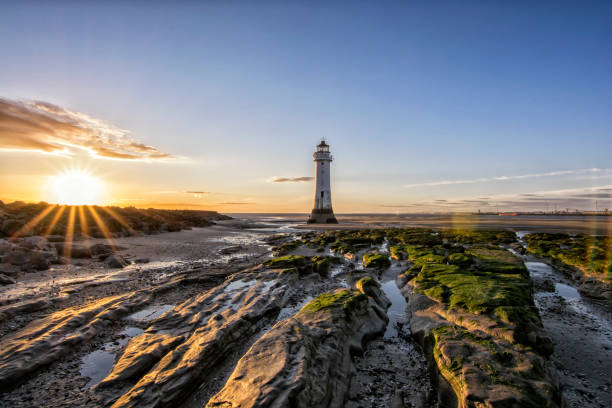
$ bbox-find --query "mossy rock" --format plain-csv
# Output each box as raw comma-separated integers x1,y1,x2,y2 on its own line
356,276,379,293
525,232,611,278
264,255,314,275
264,255,308,269
448,252,472,266
301,289,368,320
273,240,301,255
413,253,445,266
441,229,517,245
362,253,391,269
311,256,330,276
390,245,406,260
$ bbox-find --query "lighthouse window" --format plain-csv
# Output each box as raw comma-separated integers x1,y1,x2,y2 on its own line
321,162,324,166
321,191,324,198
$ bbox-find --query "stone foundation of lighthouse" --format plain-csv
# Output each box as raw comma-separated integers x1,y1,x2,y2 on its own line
307,140,338,224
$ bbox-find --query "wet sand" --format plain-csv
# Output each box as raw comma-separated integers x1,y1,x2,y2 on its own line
292,214,612,235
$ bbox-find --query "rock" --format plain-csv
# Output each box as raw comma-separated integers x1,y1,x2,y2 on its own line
0,291,152,388
104,254,129,268
88,243,115,256
45,235,65,242
97,334,184,387
0,273,15,285
0,263,19,278
20,236,48,250
206,289,386,408
53,243,91,258
29,252,51,271
4,250,29,266
134,258,150,264
534,277,556,292
108,270,297,408
218,246,243,255
355,276,391,309
0,219,22,236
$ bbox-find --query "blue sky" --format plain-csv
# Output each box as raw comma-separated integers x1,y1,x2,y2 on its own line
1,1,611,212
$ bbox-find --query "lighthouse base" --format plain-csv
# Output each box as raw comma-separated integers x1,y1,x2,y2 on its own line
307,208,338,224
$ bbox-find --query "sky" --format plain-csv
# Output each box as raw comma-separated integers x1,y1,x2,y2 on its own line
1,1,611,213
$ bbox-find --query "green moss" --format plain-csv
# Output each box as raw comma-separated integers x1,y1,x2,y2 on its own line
356,276,378,289
362,252,391,268
263,255,308,269
390,245,406,260
302,290,367,319
412,251,536,328
413,253,445,266
273,240,301,255
442,229,517,245
311,256,330,275
525,232,611,279
330,241,355,254
448,252,472,266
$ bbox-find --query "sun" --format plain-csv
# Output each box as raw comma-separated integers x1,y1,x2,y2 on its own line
51,170,104,205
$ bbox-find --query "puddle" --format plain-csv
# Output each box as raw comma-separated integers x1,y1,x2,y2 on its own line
330,265,345,277
555,282,580,299
380,265,408,339
524,261,554,277
80,326,144,387
225,279,257,292
80,350,115,387
127,304,175,322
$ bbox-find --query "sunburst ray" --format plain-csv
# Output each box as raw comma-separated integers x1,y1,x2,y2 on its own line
63,206,77,259
10,205,56,241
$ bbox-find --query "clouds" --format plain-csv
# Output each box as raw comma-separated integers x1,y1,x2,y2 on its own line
0,97,172,161
380,185,612,212
402,168,611,189
271,176,313,183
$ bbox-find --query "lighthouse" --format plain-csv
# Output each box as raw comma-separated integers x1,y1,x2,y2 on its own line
307,140,338,224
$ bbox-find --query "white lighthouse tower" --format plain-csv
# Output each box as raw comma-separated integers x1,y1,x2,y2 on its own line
307,140,338,224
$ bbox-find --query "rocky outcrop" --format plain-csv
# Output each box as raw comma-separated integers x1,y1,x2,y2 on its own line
398,246,563,407
0,291,152,389
0,238,58,273
206,288,386,408
0,201,232,239
107,268,298,408
524,233,612,301
97,334,184,386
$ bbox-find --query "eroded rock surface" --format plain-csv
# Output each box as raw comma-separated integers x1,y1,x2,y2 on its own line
207,288,386,408
107,268,298,408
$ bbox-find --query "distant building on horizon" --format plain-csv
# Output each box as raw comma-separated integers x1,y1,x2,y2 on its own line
307,140,338,224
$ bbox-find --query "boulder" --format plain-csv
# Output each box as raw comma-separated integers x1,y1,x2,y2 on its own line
53,243,91,258
89,243,115,256
0,219,22,236
105,254,129,268
0,274,15,285
0,263,19,278
29,252,51,271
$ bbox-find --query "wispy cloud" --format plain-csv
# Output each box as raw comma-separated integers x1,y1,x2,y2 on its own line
185,190,209,194
217,202,251,205
270,176,314,183
401,168,611,189
0,97,173,161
